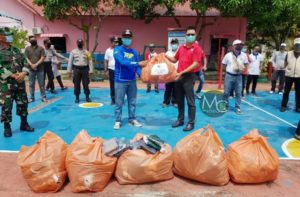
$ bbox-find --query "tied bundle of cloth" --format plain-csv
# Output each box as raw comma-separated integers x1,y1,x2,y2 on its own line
141,53,177,83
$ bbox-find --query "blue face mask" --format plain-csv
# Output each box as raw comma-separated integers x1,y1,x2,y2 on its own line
186,35,196,43
122,38,132,46
5,35,13,43
171,44,178,51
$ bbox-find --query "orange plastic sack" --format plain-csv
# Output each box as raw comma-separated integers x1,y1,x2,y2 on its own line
173,125,230,186
141,53,177,83
17,131,68,193
66,130,117,192
115,133,174,184
227,129,279,183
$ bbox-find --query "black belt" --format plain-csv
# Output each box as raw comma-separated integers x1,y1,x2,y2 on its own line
226,72,241,76
73,65,89,69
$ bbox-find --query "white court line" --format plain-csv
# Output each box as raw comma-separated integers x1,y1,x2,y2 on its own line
242,100,297,128
0,150,19,153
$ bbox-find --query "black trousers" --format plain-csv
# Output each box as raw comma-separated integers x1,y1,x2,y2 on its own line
175,73,196,124
246,75,259,93
281,76,300,109
44,61,55,91
163,82,176,105
271,70,285,92
109,69,115,103
296,120,300,135
47,76,64,89
73,66,90,97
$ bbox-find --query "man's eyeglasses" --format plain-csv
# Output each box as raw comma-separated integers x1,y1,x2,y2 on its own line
186,34,195,36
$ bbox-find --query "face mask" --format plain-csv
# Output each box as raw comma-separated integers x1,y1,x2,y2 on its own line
122,38,132,46
30,40,37,46
242,48,247,53
171,44,178,51
77,42,83,48
5,35,13,43
235,45,243,51
294,44,300,52
186,35,196,43
253,51,258,55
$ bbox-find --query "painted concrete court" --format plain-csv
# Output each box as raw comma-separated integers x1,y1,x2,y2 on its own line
1,88,299,159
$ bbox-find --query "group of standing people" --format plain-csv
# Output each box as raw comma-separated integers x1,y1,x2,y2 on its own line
104,26,206,131
1,25,299,138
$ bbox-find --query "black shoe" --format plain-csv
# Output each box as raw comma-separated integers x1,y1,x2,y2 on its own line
20,123,34,132
75,98,79,103
111,101,115,105
172,120,184,128
50,90,58,94
280,107,286,112
86,97,92,102
61,87,68,90
4,127,12,137
183,123,194,132
296,108,300,113
146,88,151,93
155,89,159,93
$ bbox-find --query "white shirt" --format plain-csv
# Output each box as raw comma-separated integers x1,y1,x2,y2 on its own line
222,52,248,74
104,47,115,70
165,50,178,69
271,51,287,70
248,53,263,75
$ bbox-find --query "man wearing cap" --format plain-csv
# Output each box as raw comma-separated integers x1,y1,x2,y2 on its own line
146,43,159,93
270,43,287,94
67,39,93,103
104,36,119,105
0,28,34,137
113,29,146,130
165,26,206,131
25,36,47,102
280,38,300,113
222,39,249,114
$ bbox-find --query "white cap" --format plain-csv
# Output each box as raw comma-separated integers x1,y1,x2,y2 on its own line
294,38,300,45
280,43,286,47
232,39,243,45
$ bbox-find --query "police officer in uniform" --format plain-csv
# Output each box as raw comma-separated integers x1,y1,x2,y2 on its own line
67,39,93,103
0,28,34,137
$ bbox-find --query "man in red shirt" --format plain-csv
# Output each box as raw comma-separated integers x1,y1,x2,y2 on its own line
165,26,205,131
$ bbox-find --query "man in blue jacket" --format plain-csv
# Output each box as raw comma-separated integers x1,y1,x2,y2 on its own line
113,29,146,130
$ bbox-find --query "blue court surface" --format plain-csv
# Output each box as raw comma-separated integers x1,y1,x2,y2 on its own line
0,88,299,158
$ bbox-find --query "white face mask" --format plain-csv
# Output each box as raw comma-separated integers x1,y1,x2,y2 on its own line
171,44,178,51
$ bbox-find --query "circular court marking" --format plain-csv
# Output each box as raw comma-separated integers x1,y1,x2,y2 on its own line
282,138,300,159
79,102,104,108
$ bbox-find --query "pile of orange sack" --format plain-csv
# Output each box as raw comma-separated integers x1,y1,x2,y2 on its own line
17,125,279,193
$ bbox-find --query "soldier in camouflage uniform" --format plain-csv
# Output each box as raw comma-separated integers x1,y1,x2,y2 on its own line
0,28,34,137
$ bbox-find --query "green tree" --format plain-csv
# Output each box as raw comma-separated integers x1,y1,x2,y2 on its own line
10,28,28,49
115,0,220,41
33,0,116,53
216,0,300,49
